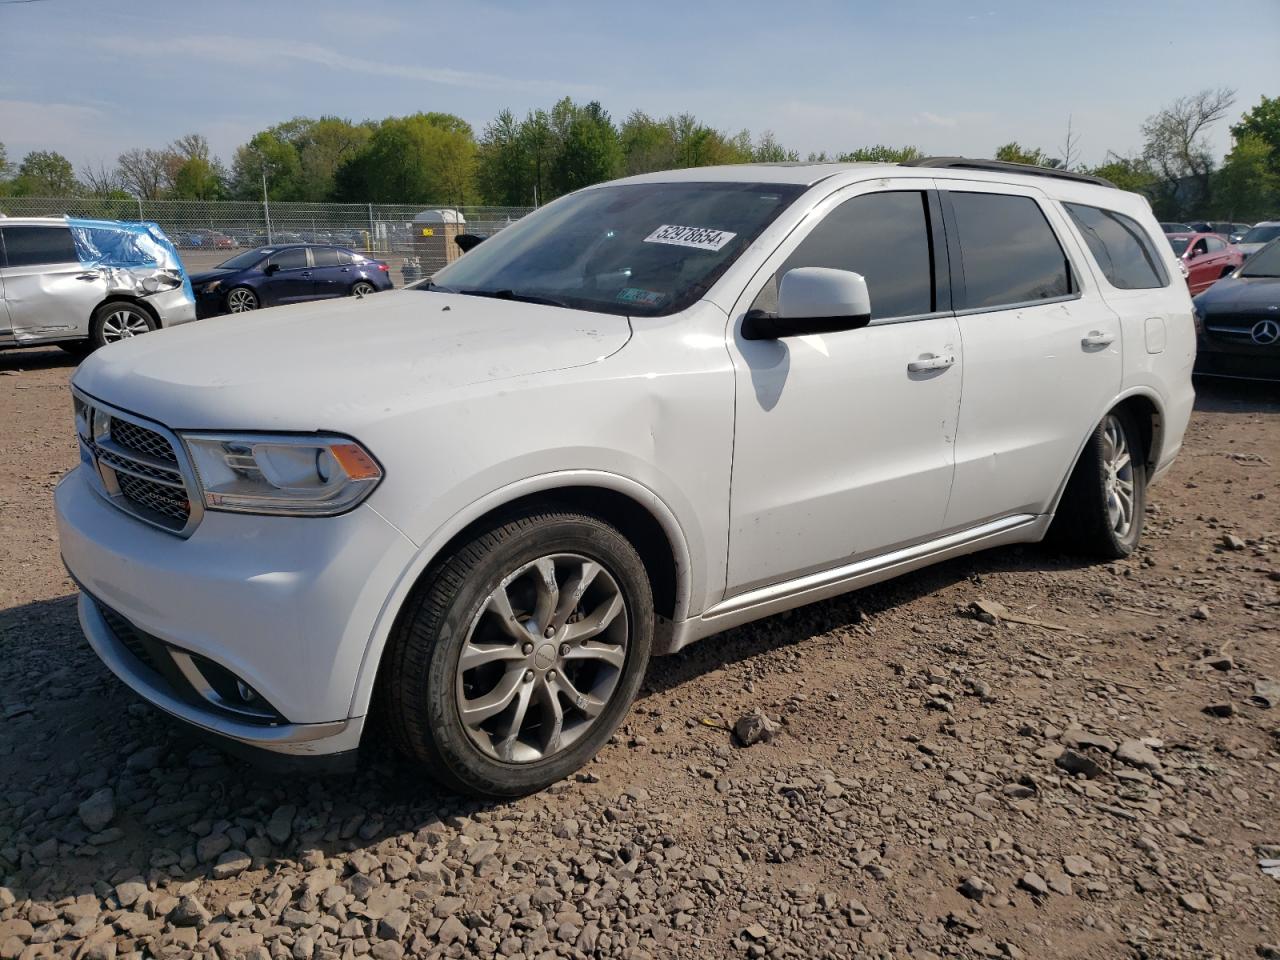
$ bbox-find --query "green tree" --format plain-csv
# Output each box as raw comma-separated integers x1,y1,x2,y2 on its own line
12,150,79,196
297,117,373,200
231,131,304,201
752,131,798,163
0,142,11,180
837,144,922,163
993,142,1051,166
1141,88,1235,218
1215,134,1280,221
476,109,535,205
333,113,475,204
620,111,677,175
171,156,224,200
1082,154,1156,195
1230,95,1280,180
550,100,622,196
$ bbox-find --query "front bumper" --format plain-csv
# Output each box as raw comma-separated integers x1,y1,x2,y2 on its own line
56,465,418,755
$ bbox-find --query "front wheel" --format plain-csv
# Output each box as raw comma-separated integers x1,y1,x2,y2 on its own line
1050,410,1147,558
91,302,155,349
382,508,654,797
351,281,376,298
225,286,259,313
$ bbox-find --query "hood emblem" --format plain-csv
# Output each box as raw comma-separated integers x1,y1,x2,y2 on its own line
1251,318,1280,345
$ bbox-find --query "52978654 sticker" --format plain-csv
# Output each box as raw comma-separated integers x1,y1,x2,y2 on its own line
643,224,737,252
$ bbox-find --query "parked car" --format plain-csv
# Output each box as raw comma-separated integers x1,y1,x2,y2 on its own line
1225,222,1252,243
1235,221,1280,258
1160,221,1192,234
1192,237,1280,381
0,216,194,352
188,244,392,316
57,159,1194,796
1165,232,1243,295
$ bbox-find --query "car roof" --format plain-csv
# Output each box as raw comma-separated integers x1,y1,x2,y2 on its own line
0,215,73,226
1166,232,1217,240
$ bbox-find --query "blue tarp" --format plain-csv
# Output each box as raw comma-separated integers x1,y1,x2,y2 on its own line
66,217,194,303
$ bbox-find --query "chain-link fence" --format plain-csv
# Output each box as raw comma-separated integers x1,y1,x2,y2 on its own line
0,197,534,280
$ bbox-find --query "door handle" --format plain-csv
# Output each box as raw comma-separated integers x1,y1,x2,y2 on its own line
907,353,955,373
1081,330,1115,348
75,272,100,281
300,271,312,278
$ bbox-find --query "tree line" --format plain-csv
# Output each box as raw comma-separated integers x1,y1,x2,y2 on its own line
1,91,1276,220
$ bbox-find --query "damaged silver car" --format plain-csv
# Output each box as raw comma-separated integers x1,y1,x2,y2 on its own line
0,216,196,353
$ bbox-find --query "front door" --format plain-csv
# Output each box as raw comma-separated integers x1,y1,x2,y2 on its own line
0,224,106,344
938,183,1123,529
725,182,963,596
263,247,314,305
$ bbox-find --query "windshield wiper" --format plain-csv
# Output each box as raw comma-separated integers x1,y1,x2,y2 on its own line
455,288,570,309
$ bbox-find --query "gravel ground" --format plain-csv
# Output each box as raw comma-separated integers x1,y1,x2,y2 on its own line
0,346,1277,960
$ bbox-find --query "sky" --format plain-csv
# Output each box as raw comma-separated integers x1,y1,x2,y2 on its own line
1,0,1275,176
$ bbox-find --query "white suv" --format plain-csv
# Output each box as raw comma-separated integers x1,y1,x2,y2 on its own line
56,159,1195,796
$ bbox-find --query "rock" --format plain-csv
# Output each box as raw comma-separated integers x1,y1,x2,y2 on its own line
125,745,163,771
432,896,465,920
734,710,780,747
1061,730,1117,753
742,923,769,940
1063,855,1092,877
197,833,231,864
1019,872,1049,897
1220,533,1246,550
1204,702,1235,717
114,880,147,907
370,942,404,960
959,876,992,901
1055,749,1106,779
969,599,1007,624
378,910,410,941
1179,892,1211,913
167,895,211,928
212,850,252,879
268,805,296,845
436,915,467,945
1197,654,1235,671
1115,739,1160,770
77,788,115,832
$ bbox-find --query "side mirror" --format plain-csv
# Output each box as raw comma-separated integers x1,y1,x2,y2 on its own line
743,267,872,340
263,262,280,276
455,233,486,253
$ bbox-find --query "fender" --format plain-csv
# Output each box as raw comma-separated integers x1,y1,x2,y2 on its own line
1047,385,1168,517
346,469,696,718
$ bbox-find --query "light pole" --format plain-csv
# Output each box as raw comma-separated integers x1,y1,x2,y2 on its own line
253,149,274,244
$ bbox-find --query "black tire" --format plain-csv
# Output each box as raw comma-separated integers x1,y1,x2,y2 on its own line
1050,409,1147,559
90,301,156,349
381,508,654,797
58,341,93,358
351,281,376,298
224,286,259,313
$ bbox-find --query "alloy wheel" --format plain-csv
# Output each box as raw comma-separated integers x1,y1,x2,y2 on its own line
456,553,628,764
352,282,375,297
226,288,258,313
1101,414,1136,538
99,308,151,342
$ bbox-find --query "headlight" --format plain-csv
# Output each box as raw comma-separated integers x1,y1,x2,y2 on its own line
1192,304,1204,336
181,433,382,516
202,280,223,294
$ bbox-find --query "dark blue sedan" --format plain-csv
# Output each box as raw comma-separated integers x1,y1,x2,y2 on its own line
189,244,393,316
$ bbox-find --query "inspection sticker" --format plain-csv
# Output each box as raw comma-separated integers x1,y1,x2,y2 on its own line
643,224,737,251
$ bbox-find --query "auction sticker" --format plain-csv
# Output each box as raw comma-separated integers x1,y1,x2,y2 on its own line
643,224,736,251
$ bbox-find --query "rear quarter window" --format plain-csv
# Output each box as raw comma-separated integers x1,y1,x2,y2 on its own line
1,225,79,268
1063,203,1169,290
947,192,1074,309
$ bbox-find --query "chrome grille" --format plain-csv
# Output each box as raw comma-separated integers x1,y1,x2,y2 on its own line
73,389,203,537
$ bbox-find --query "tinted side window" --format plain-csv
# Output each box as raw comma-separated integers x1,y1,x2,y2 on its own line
268,248,309,270
2,226,79,267
948,192,1072,309
1205,237,1226,252
1063,202,1168,290
752,191,934,320
310,247,340,267
336,249,354,265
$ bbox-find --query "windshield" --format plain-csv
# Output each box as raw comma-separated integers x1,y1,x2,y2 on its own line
216,248,272,270
1167,237,1191,257
1241,225,1280,245
424,181,805,316
1241,241,1280,278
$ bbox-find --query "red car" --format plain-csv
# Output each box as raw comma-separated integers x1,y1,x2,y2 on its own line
1167,232,1243,295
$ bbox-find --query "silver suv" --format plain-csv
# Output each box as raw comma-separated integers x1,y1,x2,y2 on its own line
0,216,195,353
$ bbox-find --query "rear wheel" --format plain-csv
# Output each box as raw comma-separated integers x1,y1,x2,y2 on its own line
382,508,653,797
225,287,259,313
351,281,376,298
1050,410,1147,558
91,302,155,349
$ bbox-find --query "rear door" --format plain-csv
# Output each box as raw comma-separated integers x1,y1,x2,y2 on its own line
0,224,106,343
308,246,350,299
939,182,1122,529
262,247,313,305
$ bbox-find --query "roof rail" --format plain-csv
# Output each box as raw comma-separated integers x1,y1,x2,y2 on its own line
900,156,1116,189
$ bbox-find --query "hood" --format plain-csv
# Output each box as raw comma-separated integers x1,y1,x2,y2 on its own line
73,290,632,431
1197,276,1280,311
188,267,242,284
